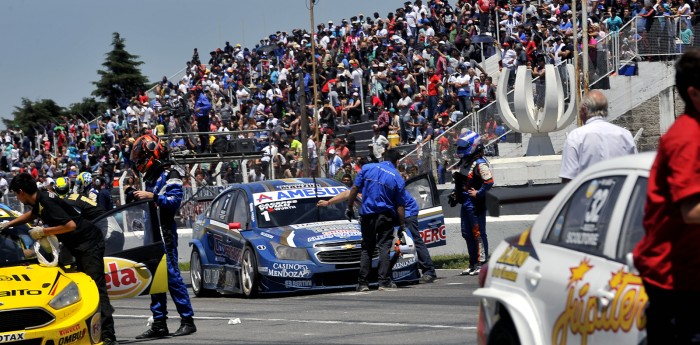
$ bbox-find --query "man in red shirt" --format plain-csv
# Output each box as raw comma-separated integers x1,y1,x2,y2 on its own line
427,69,441,122
633,49,700,345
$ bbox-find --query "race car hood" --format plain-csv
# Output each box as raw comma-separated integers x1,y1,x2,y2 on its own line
0,265,75,309
257,220,363,248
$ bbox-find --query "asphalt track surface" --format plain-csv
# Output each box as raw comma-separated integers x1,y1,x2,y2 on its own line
110,269,480,345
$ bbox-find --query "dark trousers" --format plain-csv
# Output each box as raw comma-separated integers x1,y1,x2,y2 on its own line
406,215,436,277
196,116,209,152
644,281,700,345
359,212,395,286
72,241,115,340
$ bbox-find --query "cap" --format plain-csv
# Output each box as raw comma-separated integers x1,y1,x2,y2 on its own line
503,42,510,47
438,40,446,45
329,149,336,154
337,63,345,69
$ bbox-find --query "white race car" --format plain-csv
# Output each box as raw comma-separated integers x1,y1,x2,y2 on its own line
474,152,653,345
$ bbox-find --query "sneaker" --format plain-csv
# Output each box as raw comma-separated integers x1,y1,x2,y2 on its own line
470,265,481,276
356,284,370,292
461,266,474,275
419,275,436,283
102,338,119,345
378,282,398,291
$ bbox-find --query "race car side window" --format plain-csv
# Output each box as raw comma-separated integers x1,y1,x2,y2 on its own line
213,192,234,223
230,191,249,229
616,177,648,261
208,191,232,223
544,176,626,256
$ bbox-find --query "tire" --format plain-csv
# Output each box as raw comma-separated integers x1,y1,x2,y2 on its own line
487,318,520,345
240,246,259,298
190,250,216,297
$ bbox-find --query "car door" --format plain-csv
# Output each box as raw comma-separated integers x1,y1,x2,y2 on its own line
221,190,252,293
201,190,238,267
529,173,637,345
405,173,445,247
98,200,168,300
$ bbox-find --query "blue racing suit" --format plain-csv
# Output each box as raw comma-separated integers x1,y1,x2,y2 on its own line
456,156,494,267
146,168,194,321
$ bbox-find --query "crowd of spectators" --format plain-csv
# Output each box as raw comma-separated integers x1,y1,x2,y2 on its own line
1,0,687,209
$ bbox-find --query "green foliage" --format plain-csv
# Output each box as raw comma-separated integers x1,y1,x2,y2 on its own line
432,254,470,269
3,98,66,133
66,97,107,122
92,32,149,107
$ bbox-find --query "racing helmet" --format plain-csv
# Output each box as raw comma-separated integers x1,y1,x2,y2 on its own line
131,134,166,182
76,172,92,187
455,130,483,158
55,177,70,197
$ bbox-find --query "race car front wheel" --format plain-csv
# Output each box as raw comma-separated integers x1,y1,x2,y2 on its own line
190,249,216,297
241,246,259,298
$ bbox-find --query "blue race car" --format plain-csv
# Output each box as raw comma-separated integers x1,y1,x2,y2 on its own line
189,175,444,297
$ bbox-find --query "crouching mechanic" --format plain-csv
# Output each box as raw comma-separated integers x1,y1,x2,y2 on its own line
451,131,494,276
130,134,196,338
0,173,117,345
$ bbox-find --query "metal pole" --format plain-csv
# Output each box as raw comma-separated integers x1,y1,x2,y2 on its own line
582,0,589,94
215,162,223,186
309,0,320,143
572,0,582,126
299,72,310,177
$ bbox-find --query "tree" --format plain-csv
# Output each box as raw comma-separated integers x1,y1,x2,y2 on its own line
3,98,66,134
67,97,107,122
92,32,149,108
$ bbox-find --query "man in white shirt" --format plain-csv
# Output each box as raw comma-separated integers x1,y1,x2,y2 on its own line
327,149,343,177
560,90,637,182
370,125,389,161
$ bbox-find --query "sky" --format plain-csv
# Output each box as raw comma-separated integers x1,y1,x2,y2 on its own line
0,0,401,127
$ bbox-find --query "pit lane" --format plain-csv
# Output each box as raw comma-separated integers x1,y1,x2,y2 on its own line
110,269,479,345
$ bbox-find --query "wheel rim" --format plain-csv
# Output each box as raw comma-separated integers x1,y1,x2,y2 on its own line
242,250,254,294
191,252,202,293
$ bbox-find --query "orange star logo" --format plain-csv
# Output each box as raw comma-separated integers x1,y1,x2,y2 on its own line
608,268,625,289
568,259,593,288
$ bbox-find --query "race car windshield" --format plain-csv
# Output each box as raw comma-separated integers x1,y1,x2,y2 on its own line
255,197,349,228
0,232,33,267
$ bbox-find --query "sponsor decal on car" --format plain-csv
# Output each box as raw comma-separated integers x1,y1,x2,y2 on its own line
257,200,298,212
0,274,30,282
59,324,81,336
267,263,311,278
0,289,41,297
212,234,243,261
260,232,274,239
307,229,362,242
490,245,531,282
58,329,86,345
393,257,417,270
89,313,101,344
0,332,25,342
419,225,446,246
278,183,322,190
252,187,348,205
284,280,313,288
104,258,153,299
551,259,648,345
291,221,359,231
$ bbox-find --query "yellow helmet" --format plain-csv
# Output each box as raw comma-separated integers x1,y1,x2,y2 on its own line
55,177,70,197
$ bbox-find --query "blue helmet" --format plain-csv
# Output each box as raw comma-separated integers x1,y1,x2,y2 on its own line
456,130,482,158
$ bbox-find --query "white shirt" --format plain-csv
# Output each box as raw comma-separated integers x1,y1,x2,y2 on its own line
371,134,389,159
307,138,318,159
559,117,637,180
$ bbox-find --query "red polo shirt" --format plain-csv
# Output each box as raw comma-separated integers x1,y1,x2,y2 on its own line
634,112,700,291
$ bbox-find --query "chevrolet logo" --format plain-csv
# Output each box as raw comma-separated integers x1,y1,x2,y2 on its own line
342,244,355,250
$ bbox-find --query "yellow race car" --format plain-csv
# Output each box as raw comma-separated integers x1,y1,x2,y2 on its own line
0,200,169,345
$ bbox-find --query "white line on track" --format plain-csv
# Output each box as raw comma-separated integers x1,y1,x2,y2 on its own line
113,314,476,330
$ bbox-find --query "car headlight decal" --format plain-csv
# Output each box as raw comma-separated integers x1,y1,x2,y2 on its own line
270,241,310,261
49,281,81,310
